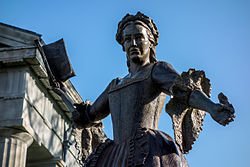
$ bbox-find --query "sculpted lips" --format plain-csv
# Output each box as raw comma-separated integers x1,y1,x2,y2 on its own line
129,47,140,55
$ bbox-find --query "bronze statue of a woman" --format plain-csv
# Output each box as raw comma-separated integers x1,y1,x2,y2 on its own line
72,12,235,167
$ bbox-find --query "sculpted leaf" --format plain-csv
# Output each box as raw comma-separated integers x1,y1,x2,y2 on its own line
73,122,108,165
166,69,211,153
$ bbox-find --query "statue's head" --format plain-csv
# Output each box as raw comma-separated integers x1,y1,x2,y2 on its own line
116,12,159,66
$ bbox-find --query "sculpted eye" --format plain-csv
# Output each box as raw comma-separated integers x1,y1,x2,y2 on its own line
135,34,144,41
124,36,131,42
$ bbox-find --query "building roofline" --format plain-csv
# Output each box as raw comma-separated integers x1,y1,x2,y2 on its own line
0,22,42,37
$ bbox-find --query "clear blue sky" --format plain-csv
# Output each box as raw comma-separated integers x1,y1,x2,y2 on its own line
1,1,249,167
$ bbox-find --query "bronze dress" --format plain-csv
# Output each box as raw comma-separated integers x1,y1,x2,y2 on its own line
85,61,188,167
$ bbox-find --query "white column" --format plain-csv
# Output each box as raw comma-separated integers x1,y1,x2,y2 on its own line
0,128,33,167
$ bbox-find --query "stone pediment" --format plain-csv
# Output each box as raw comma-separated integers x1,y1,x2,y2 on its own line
0,22,43,47
0,23,81,114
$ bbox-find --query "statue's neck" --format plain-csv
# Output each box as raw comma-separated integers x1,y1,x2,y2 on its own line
129,61,150,76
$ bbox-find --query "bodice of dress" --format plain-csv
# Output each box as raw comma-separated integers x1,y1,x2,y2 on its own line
85,62,187,167
108,64,166,143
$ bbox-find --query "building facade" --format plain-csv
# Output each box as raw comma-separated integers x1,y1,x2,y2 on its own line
0,23,82,167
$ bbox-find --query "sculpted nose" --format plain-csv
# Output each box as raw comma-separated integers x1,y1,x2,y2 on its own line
131,38,137,46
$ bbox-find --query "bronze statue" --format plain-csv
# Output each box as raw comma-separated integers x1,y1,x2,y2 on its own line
72,12,235,167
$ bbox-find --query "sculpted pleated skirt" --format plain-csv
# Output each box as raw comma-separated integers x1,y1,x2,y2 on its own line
85,128,188,167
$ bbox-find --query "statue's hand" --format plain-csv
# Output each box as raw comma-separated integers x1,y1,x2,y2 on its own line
210,93,235,126
72,101,94,128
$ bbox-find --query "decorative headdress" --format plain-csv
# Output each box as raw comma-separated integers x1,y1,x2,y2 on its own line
116,12,159,46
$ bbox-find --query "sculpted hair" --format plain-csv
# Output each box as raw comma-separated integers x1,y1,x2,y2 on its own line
116,12,159,63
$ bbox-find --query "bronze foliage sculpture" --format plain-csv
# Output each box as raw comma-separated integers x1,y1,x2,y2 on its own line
72,12,235,167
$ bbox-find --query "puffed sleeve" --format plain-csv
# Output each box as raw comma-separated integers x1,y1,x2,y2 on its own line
151,61,180,95
152,61,192,106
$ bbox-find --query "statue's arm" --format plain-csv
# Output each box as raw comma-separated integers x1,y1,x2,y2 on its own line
152,61,235,126
73,83,111,128
189,90,235,126
89,85,110,121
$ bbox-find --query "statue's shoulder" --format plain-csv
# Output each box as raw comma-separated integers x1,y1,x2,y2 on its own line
152,61,178,75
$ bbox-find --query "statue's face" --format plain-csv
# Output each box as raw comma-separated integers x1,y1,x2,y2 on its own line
122,23,151,65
